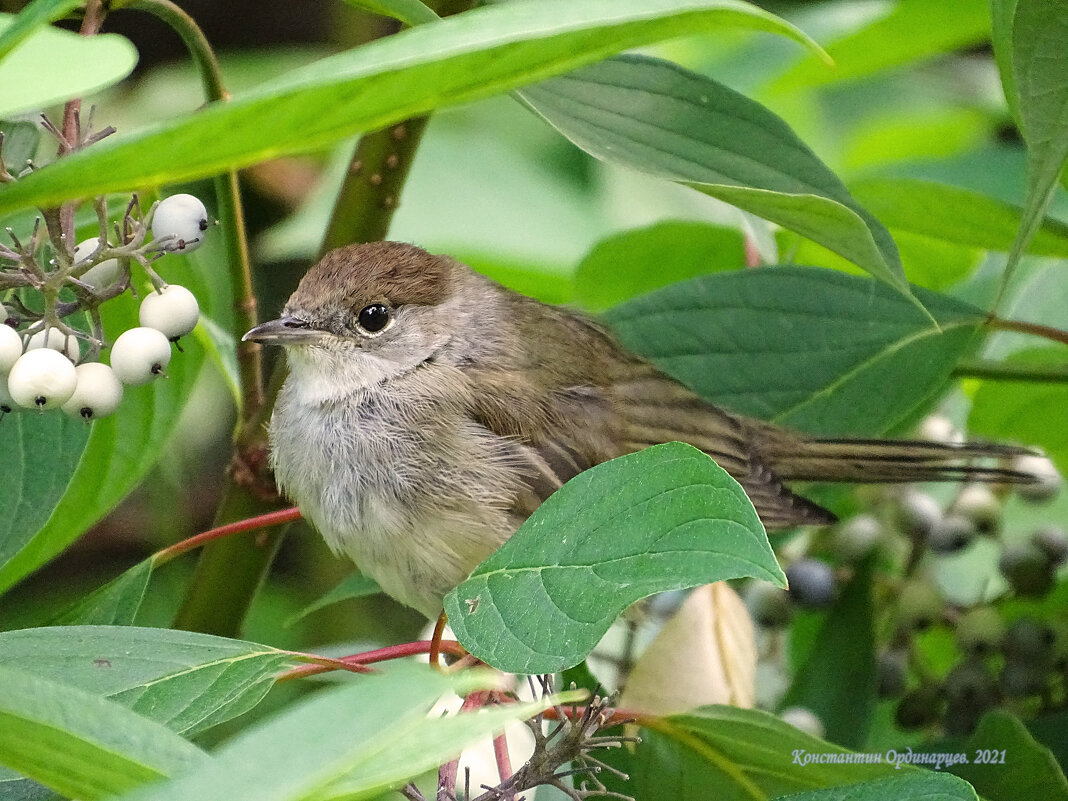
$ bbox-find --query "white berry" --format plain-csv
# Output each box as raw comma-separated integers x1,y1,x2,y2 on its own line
26,327,80,362
110,327,172,385
7,348,78,410
61,362,124,420
0,324,23,372
139,284,200,340
73,237,121,290
152,194,209,253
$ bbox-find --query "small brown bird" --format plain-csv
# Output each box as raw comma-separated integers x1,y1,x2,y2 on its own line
245,241,1030,617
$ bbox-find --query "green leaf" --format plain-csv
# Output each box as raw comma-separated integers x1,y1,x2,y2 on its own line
991,0,1021,125
770,0,990,91
112,663,501,801
0,0,82,61
0,664,205,801
782,557,876,749
968,347,1068,477
951,709,1068,801
48,559,154,626
1000,0,1068,296
341,0,440,27
285,570,382,627
520,54,909,295
0,120,41,173
574,221,745,311
0,413,90,589
0,626,295,736
0,13,137,117
599,705,899,800
444,442,784,674
602,268,985,436
0,0,823,216
850,177,1068,257
774,773,979,801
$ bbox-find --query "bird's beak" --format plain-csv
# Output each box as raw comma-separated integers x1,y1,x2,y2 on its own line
242,316,324,345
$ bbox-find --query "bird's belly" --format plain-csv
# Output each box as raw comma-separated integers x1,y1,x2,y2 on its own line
269,392,520,617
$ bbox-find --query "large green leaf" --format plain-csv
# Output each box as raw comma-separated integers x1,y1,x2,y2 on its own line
774,773,978,801
850,177,1068,257
574,221,745,311
951,710,1068,801
968,347,1068,477
0,13,137,117
110,664,506,801
444,442,784,674
285,570,382,627
0,0,82,61
48,559,154,626
0,0,822,217
999,0,1068,293
0,664,205,801
599,705,899,800
520,54,908,295
602,268,986,436
0,626,295,736
991,0,1021,125
782,557,876,749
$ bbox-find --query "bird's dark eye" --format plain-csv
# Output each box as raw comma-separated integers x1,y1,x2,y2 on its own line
357,304,392,334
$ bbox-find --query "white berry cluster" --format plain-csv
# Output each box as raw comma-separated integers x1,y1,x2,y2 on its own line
0,193,210,421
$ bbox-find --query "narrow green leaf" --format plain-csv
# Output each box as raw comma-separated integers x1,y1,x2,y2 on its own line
48,559,154,626
112,663,499,801
285,570,382,627
603,268,985,437
341,0,440,27
0,120,41,172
575,221,745,311
782,557,876,749
775,773,979,801
991,0,1021,125
520,55,908,295
598,705,899,800
850,177,1068,257
0,0,82,61
952,709,1068,801
444,442,783,674
0,13,137,117
999,0,1068,299
0,665,205,801
771,0,990,91
968,347,1068,477
0,0,823,216
0,626,295,736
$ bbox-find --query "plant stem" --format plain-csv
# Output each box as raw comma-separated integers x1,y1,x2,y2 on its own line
986,314,1068,347
152,506,301,565
953,359,1068,383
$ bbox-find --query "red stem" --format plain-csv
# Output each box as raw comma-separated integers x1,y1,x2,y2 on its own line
276,639,468,682
492,725,515,800
152,506,302,565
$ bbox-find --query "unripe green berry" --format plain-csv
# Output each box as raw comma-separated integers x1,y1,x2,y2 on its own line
745,582,793,629
894,686,942,730
955,607,1005,657
139,284,200,340
7,348,77,409
951,484,1001,536
26,327,80,362
895,489,942,537
785,558,837,609
0,323,23,372
833,514,883,561
1031,526,1068,566
110,327,172,386
876,649,909,699
73,237,121,290
61,362,124,420
1000,658,1047,698
1002,617,1056,666
895,580,943,632
927,514,977,554
999,543,1055,598
152,194,209,253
